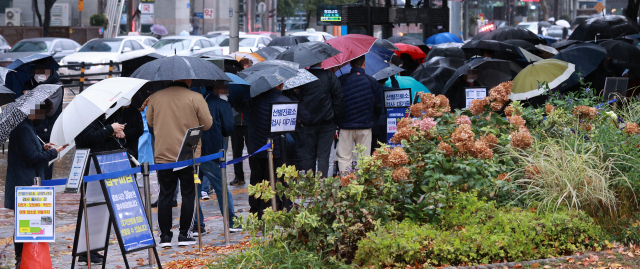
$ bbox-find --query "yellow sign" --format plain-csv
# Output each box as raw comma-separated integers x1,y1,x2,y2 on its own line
79,0,84,11
594,2,604,13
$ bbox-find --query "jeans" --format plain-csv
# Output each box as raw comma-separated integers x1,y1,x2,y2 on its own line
231,125,249,181
192,27,199,35
194,161,237,228
157,167,196,238
304,123,336,178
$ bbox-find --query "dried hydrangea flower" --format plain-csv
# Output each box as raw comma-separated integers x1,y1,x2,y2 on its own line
451,124,475,153
455,115,472,125
489,81,512,103
573,105,597,120
391,167,411,183
470,141,494,159
396,117,413,130
497,173,511,182
510,127,533,149
504,106,514,117
388,146,409,167
468,98,489,116
390,127,416,144
625,122,640,135
581,122,593,131
507,115,526,128
419,117,437,132
525,165,540,179
410,103,424,117
490,101,505,112
340,173,356,186
437,141,454,157
479,134,498,149
545,103,555,114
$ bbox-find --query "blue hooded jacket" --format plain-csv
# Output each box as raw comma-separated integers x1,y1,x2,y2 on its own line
201,94,235,157
338,66,383,129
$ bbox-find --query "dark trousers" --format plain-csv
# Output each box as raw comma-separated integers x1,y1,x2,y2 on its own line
14,241,22,259
304,123,336,178
231,125,249,181
248,156,290,219
157,167,195,238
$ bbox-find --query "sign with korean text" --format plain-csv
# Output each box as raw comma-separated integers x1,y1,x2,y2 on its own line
65,149,90,193
271,102,299,133
15,187,55,242
204,8,215,19
465,88,486,109
384,89,412,108
97,152,154,252
317,5,343,25
386,108,410,148
140,3,154,14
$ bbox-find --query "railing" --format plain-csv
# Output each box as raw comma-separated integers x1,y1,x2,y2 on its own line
58,61,122,93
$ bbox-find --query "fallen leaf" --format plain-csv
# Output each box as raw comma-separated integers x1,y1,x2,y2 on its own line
531,263,540,268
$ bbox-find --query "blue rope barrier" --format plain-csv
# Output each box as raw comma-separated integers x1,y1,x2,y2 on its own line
84,167,142,182
225,143,271,166
148,151,224,171
41,178,68,186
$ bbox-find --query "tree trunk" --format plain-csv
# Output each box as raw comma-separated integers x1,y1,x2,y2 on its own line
280,16,286,37
33,0,42,26
540,0,549,21
43,0,57,37
625,0,640,22
553,0,559,20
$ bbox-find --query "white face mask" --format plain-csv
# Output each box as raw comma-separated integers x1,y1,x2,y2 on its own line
34,74,47,82
219,94,228,101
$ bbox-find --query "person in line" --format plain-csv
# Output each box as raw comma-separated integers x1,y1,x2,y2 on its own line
237,83,292,219
5,100,67,268
283,87,310,170
192,84,243,235
230,110,249,186
298,62,343,177
337,55,383,173
146,79,213,248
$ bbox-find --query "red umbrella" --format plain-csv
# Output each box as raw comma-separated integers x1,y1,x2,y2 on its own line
321,34,377,69
393,43,427,61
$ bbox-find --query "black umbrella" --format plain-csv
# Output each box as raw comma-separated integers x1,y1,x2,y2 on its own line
121,52,164,77
552,43,606,76
387,36,426,46
443,58,522,109
472,27,543,45
0,84,61,142
598,40,640,79
374,39,399,50
275,41,342,68
243,60,300,73
240,65,299,97
569,15,640,41
267,36,310,47
255,46,287,60
461,40,540,67
373,65,405,81
550,39,582,50
412,56,464,95
502,39,539,54
131,56,231,90
426,42,465,61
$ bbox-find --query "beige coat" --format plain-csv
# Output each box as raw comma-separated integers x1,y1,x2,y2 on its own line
146,85,213,164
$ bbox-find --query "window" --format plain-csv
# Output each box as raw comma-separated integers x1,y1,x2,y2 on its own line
62,41,76,51
123,41,134,51
52,42,62,51
131,41,144,50
9,41,51,52
144,38,157,46
218,37,256,47
201,40,212,48
78,39,123,52
0,37,6,46
193,40,204,49
152,39,191,52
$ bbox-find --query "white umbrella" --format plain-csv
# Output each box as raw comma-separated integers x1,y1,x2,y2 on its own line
50,77,149,148
556,20,571,29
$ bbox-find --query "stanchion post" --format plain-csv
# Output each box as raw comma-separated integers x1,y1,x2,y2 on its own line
141,162,156,268
192,147,203,253
82,181,92,269
79,62,85,93
108,60,114,78
219,149,231,245
267,139,276,211
279,134,287,165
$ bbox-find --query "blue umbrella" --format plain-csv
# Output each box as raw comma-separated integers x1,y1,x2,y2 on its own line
384,75,430,98
336,51,390,76
537,34,558,45
425,32,463,47
5,54,59,97
369,45,395,63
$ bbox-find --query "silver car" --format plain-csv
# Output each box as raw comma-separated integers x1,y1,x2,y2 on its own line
153,36,223,56
0,37,80,67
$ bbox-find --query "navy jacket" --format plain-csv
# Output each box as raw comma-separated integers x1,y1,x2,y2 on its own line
237,88,292,159
201,94,235,156
5,120,58,210
338,67,383,129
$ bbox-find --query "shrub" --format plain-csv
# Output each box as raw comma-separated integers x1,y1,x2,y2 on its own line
89,14,108,27
355,193,604,268
208,243,353,269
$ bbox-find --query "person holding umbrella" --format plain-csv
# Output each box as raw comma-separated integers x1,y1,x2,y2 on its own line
2,86,67,268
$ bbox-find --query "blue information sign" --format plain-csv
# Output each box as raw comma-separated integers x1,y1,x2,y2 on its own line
386,107,410,148
96,152,154,251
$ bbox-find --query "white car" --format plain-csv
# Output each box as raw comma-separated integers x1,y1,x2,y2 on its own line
59,37,155,79
130,36,158,47
218,34,272,55
290,29,335,42
153,36,223,57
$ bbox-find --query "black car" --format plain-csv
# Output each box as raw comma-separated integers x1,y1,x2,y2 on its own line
0,37,81,67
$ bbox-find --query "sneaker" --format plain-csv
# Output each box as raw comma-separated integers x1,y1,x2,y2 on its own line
201,191,210,200
178,234,197,246
172,200,178,207
207,187,214,194
229,178,245,186
78,252,103,264
229,225,243,233
158,236,172,248
191,228,205,237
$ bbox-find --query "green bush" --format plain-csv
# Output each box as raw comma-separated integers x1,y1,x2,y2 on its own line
355,193,603,268
208,243,353,269
89,14,108,27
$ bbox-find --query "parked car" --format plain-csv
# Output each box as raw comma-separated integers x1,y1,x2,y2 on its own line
290,29,335,42
247,31,278,39
58,37,154,79
0,37,80,67
130,36,159,47
153,36,223,56
206,30,246,36
218,34,272,54
516,21,549,35
0,35,10,53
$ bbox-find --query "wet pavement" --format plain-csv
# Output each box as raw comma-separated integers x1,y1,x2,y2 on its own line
0,88,256,268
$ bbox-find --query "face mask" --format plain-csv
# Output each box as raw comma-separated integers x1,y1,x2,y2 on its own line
219,94,228,101
34,75,47,82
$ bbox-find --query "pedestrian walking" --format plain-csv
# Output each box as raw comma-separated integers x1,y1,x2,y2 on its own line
191,13,201,35
146,79,213,248
230,111,249,186
336,55,383,173
298,63,343,177
5,99,66,268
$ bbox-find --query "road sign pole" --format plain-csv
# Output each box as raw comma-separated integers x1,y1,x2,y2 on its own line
230,0,240,53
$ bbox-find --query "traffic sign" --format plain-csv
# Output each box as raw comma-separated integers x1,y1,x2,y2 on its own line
258,2,267,13
594,2,605,13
